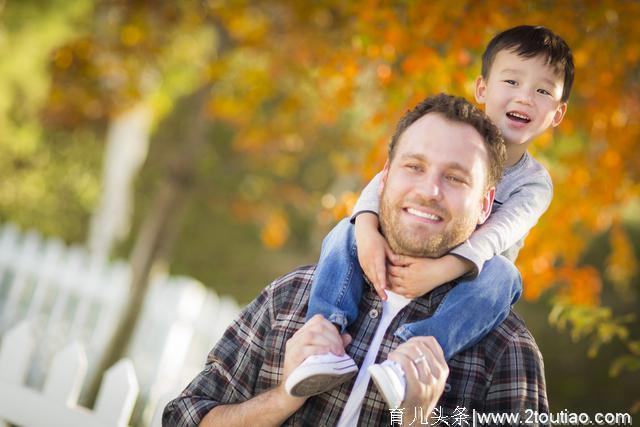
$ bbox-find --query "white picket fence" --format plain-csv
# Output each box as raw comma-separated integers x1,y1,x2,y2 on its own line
0,222,241,426
0,322,137,427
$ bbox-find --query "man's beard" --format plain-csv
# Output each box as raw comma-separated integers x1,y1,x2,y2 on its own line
379,188,478,258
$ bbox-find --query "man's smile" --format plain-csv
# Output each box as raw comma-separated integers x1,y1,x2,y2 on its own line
405,207,443,222
402,207,446,224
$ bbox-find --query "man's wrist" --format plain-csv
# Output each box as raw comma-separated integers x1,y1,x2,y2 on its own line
273,383,306,415
202,385,305,427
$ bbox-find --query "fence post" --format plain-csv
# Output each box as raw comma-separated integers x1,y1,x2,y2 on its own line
0,321,34,383
0,321,35,427
0,321,139,427
43,342,87,405
0,231,41,329
94,360,139,427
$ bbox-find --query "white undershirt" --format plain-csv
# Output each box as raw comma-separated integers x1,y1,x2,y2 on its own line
337,291,411,426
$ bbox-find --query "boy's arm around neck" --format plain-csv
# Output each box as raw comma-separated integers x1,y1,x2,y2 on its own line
351,172,383,219
450,166,553,277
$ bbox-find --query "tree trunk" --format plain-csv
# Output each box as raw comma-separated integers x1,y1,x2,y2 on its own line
88,103,152,259
85,86,211,406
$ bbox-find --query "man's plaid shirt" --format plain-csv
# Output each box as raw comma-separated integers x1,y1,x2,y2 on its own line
163,265,548,426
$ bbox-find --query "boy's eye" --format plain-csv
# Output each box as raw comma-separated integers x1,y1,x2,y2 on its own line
504,79,517,85
537,88,552,96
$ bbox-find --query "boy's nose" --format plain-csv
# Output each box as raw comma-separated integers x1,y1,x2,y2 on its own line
515,89,534,106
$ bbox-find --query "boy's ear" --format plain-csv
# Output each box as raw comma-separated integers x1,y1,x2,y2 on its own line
477,187,496,225
551,102,568,127
378,160,390,196
474,75,487,104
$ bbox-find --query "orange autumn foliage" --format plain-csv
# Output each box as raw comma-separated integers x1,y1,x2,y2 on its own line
43,0,639,367
320,1,640,311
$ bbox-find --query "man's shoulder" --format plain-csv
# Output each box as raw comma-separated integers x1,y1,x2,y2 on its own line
443,311,543,406
450,310,542,374
263,264,316,310
493,310,533,339
269,264,316,291
475,310,544,376
442,311,548,413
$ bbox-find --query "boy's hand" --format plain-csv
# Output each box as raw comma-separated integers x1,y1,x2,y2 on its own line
387,254,472,299
354,213,391,301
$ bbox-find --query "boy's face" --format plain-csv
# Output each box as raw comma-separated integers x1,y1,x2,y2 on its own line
475,49,567,146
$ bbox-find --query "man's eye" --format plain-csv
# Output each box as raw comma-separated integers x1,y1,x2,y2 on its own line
406,164,422,172
446,175,465,184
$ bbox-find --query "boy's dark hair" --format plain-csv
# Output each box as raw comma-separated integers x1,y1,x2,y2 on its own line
482,25,574,102
389,94,506,188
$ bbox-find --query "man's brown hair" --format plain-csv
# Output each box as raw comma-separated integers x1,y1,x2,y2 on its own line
388,93,506,188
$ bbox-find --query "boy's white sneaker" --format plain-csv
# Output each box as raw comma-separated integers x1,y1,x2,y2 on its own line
368,360,406,409
285,352,358,397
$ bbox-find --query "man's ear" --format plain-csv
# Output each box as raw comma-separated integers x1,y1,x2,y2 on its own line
477,187,496,225
378,160,390,197
474,75,487,104
551,102,567,127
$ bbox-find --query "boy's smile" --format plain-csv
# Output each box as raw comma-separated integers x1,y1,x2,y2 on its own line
475,49,567,165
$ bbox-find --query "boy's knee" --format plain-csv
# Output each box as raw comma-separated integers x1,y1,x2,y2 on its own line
484,255,522,285
324,217,355,245
336,217,353,233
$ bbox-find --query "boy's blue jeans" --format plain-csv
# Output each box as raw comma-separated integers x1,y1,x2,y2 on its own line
306,218,523,360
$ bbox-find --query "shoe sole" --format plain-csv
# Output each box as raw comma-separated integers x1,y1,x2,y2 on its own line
368,364,403,409
286,360,358,397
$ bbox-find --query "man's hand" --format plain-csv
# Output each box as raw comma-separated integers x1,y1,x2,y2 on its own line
283,315,353,382
388,336,449,416
259,314,353,415
200,315,352,426
387,254,472,299
354,213,393,301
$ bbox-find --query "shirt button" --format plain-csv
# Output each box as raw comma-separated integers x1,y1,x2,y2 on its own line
444,383,451,392
369,309,379,319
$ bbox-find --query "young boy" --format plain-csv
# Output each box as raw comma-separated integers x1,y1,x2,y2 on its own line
285,25,573,408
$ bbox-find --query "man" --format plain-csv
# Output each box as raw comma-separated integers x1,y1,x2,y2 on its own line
163,94,548,426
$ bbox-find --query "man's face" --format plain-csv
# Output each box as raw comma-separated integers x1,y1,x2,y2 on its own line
379,113,494,257
475,49,567,146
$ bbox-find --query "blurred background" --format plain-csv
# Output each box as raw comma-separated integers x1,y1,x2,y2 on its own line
0,0,638,425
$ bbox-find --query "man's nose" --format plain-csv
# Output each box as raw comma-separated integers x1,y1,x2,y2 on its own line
417,173,442,200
